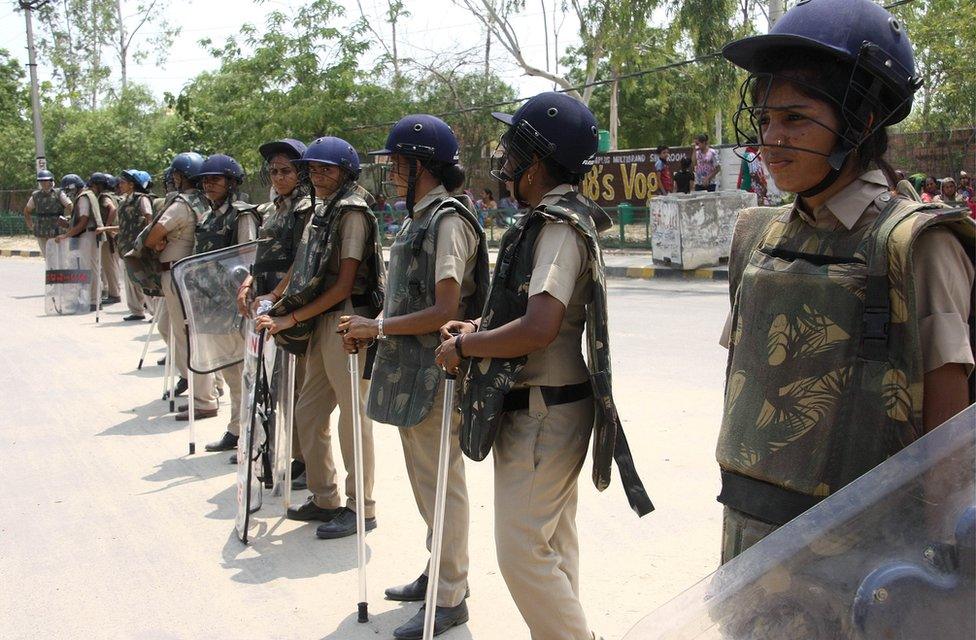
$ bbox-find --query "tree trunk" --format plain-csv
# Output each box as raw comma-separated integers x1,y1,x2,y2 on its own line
116,0,127,89
484,25,490,81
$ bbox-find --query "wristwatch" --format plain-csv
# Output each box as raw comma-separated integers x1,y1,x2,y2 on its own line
377,317,387,340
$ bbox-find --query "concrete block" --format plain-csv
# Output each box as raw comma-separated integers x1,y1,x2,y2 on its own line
648,190,756,270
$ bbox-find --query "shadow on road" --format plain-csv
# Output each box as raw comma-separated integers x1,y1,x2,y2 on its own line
219,521,378,583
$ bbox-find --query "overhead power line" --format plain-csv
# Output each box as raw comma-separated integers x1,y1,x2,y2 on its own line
343,0,916,133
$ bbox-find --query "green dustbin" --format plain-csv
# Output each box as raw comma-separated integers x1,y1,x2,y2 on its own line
598,129,611,153
618,202,634,225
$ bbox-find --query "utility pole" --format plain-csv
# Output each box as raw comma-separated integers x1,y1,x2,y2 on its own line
19,0,49,174
768,0,785,29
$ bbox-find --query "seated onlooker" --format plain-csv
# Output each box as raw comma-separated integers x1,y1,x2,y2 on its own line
957,171,973,201
498,189,518,211
674,157,693,194
937,177,963,204
921,175,940,203
480,188,497,211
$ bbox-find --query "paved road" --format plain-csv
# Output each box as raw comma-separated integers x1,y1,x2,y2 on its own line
0,257,730,640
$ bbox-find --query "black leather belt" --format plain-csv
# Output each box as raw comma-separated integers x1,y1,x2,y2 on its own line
502,381,592,412
325,294,372,314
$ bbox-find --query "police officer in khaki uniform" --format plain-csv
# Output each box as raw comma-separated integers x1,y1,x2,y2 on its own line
184,154,260,450
715,0,974,562
339,114,490,639
144,152,219,419
24,170,72,256
55,173,102,310
116,169,154,321
237,138,312,483
256,137,384,540
89,173,122,306
434,93,652,640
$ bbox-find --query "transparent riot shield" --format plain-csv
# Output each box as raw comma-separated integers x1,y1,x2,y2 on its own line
235,316,277,543
171,241,261,374
44,234,94,315
624,404,976,640
271,352,296,506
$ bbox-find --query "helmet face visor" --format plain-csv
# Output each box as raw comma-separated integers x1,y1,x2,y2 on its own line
489,120,557,183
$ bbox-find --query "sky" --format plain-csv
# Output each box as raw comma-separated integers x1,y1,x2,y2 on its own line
0,0,587,103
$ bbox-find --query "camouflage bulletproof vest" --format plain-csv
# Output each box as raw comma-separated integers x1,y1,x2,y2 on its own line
717,196,976,499
270,185,385,356
31,189,65,238
117,193,152,255
253,191,313,294
367,196,490,428
72,189,103,232
153,191,178,215
195,196,259,255
458,190,653,515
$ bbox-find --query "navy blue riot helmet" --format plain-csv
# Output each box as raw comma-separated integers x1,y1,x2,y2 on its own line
491,92,598,204
369,115,465,211
168,151,206,181
370,114,460,165
723,0,921,195
60,174,85,192
197,154,245,184
259,138,308,163
36,170,55,182
299,136,361,178
88,172,112,189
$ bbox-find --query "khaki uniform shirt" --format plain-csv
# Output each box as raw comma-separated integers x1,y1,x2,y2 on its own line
157,198,198,263
720,170,975,375
412,185,479,314
517,184,592,387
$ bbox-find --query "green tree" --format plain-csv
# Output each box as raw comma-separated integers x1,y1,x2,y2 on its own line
892,0,976,131
0,49,35,188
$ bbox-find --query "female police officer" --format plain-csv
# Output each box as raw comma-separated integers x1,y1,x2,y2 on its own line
235,138,312,481
433,93,651,640
256,137,384,541
338,114,490,639
715,0,974,562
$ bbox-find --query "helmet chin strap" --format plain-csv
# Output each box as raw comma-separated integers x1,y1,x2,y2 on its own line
405,160,418,216
797,147,849,198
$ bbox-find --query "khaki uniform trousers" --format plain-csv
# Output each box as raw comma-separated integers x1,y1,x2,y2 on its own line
36,236,51,256
206,332,244,435
100,240,121,297
399,386,470,607
493,391,594,640
156,298,170,348
295,308,375,518
161,271,218,411
124,267,147,316
291,355,307,460
720,506,778,565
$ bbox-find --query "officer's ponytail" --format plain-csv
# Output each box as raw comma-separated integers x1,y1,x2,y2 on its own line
427,161,466,192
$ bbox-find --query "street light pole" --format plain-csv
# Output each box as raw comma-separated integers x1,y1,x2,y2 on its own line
20,0,49,174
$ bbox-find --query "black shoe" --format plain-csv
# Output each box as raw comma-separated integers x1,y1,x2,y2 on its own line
291,470,307,490
204,431,238,452
291,459,306,477
174,377,188,397
103,295,121,305
157,356,166,366
315,507,376,539
89,304,97,312
386,575,470,602
393,602,469,639
286,496,343,522
123,314,145,321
